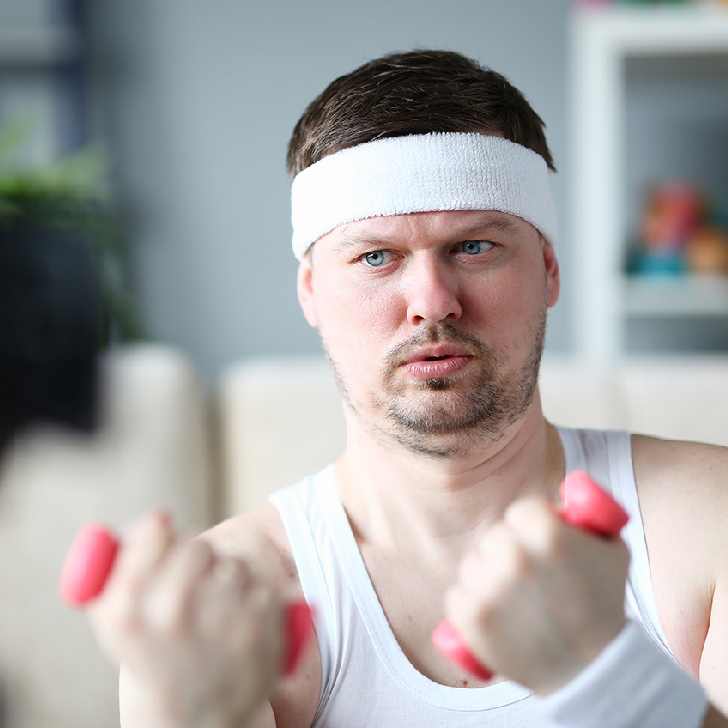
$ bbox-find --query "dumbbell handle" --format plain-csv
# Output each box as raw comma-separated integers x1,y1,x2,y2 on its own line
431,470,629,681
60,523,312,675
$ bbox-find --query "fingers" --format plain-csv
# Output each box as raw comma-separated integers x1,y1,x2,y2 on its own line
85,513,290,727
113,511,176,596
143,539,217,635
88,512,175,654
443,497,630,693
88,514,273,666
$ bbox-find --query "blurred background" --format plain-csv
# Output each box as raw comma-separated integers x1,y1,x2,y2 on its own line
4,0,575,382
4,0,728,377
1,0,728,726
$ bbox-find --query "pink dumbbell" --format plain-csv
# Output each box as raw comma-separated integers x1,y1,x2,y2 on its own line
431,470,629,681
60,523,313,675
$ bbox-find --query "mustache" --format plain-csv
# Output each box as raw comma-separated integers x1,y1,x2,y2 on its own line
383,322,491,371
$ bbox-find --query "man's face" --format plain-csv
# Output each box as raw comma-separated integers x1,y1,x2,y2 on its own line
297,209,560,458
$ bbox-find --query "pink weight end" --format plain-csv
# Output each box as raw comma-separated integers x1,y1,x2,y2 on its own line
433,472,629,680
560,471,629,537
62,524,315,678
60,523,119,606
283,600,315,675
432,619,493,681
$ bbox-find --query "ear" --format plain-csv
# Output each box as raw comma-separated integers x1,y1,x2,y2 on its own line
542,238,560,308
297,255,319,328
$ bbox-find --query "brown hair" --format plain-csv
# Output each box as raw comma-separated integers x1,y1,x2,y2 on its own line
286,49,555,178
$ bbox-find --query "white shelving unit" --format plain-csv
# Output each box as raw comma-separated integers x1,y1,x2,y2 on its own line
570,4,728,365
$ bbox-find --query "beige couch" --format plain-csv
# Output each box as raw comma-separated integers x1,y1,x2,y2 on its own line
0,346,213,728
220,354,728,511
2,343,728,727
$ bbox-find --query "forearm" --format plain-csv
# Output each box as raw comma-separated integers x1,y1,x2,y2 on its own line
119,666,266,728
120,693,262,728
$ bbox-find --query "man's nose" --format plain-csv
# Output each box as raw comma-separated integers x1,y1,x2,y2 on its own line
403,256,463,325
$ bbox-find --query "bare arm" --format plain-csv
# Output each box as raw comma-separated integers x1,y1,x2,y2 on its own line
444,436,728,726
89,511,288,728
119,667,276,728
699,536,728,726
634,437,728,725
200,504,322,728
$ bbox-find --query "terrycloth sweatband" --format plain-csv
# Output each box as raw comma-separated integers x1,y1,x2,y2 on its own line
290,132,557,259
537,621,708,728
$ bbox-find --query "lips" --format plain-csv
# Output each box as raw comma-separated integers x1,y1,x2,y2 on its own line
400,345,474,380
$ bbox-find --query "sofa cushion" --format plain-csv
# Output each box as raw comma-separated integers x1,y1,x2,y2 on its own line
0,344,212,728
219,355,728,520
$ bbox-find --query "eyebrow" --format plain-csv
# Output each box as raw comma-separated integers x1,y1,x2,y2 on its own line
332,233,391,250
451,215,523,238
333,214,523,249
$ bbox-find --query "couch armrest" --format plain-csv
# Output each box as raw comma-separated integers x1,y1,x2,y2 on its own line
0,344,213,728
218,357,345,517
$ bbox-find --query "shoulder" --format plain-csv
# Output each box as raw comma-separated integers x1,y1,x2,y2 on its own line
200,502,299,596
200,501,322,728
630,434,728,672
631,434,728,524
631,433,728,561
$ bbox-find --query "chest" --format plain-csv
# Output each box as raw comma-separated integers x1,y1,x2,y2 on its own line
359,545,497,689
357,514,710,689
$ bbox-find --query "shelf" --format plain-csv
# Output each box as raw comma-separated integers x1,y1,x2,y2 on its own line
623,275,728,317
0,25,79,65
570,5,728,363
573,5,728,54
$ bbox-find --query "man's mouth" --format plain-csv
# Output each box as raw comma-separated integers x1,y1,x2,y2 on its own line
400,346,474,380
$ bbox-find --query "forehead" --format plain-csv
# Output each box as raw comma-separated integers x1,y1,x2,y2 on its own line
321,209,531,247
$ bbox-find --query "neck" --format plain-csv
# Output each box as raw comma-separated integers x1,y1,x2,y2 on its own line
335,391,564,553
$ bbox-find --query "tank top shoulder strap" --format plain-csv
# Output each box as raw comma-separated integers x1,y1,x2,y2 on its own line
556,427,675,658
268,466,339,720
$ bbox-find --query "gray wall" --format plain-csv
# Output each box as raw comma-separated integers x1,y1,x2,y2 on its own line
91,0,574,381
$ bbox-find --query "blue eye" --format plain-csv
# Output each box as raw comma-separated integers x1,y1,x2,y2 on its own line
461,240,489,255
363,251,387,267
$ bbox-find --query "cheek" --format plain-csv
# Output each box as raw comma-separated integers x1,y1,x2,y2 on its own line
462,263,547,342
315,281,400,361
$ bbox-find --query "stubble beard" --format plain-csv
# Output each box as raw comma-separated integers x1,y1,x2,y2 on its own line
323,310,547,460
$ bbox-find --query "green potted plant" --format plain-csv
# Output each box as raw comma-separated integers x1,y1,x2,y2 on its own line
0,115,141,345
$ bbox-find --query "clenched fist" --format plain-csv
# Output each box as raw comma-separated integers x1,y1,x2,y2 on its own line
88,512,285,728
444,496,630,695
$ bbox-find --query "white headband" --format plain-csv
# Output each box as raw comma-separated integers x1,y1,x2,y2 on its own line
290,132,557,259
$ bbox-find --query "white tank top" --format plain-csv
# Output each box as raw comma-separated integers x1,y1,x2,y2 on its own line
269,427,676,727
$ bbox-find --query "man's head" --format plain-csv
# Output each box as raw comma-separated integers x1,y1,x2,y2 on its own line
286,49,555,179
288,50,557,261
288,50,559,458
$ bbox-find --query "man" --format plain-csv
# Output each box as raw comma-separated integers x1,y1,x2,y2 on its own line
94,50,728,727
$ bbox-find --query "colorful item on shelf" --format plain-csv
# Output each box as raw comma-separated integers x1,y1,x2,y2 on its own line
574,1,724,5
685,226,728,275
630,248,686,276
640,182,702,252
631,181,728,277
618,0,695,4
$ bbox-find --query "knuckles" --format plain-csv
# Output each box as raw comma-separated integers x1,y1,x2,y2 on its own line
504,497,566,557
442,495,631,691
451,496,630,630
95,537,272,649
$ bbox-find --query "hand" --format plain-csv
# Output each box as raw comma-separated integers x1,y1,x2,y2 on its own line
87,512,284,728
444,497,630,695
